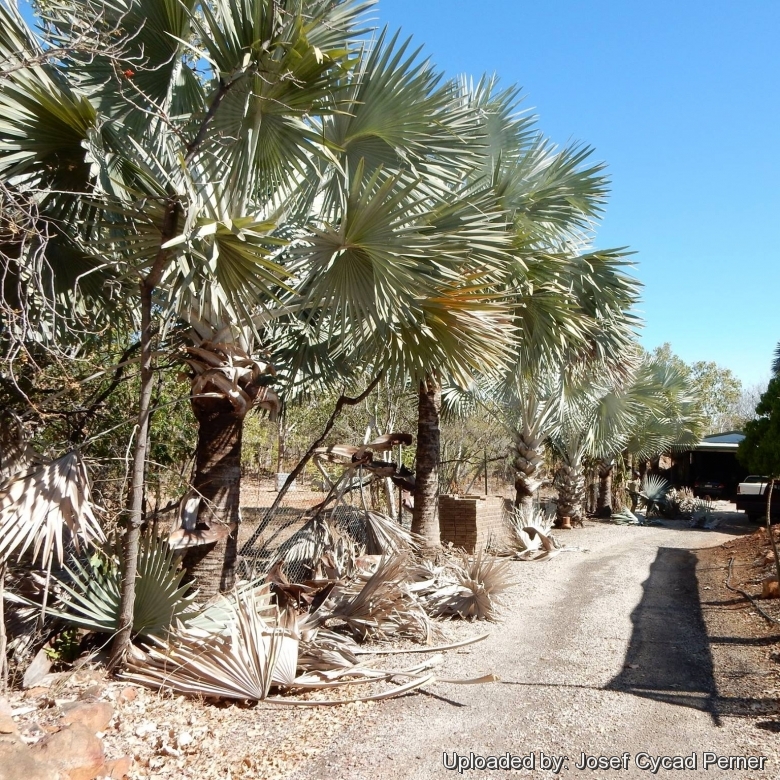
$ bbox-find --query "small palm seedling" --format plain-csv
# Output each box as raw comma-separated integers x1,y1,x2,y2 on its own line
53,534,193,637
638,474,671,518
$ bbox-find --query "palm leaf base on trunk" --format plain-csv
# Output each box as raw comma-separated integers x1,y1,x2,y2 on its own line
556,465,584,527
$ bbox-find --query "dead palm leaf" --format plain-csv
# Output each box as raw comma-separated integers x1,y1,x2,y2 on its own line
421,551,516,621
0,452,104,567
313,554,438,643
125,588,285,700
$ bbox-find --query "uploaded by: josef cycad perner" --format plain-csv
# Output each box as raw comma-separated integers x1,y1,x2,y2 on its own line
442,751,769,774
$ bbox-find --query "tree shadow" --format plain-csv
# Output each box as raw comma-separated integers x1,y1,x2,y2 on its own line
606,547,780,724
607,548,721,722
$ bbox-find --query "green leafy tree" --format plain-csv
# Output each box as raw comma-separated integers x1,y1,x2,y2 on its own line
737,376,780,584
738,378,780,480
650,344,742,433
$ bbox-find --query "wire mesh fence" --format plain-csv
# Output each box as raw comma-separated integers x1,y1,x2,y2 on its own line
234,457,523,583
236,471,418,583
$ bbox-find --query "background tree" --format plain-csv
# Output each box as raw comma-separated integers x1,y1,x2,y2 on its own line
737,376,780,586
650,344,743,434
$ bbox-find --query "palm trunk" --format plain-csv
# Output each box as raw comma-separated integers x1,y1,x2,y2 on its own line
512,432,544,521
597,461,614,517
183,396,244,599
412,374,441,553
556,462,584,526
586,466,598,515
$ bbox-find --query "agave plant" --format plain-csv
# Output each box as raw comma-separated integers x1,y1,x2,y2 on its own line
52,533,194,636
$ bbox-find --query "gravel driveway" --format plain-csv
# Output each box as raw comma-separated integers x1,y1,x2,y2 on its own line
288,518,779,779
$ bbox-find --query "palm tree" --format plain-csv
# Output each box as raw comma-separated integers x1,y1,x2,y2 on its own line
551,350,705,524
438,77,642,522
274,39,518,552
619,353,707,486
1,0,375,661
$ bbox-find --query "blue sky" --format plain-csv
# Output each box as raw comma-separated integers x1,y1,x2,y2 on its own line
373,0,780,386
17,0,779,385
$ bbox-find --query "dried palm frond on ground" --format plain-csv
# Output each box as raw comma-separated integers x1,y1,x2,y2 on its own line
499,506,564,561
124,587,496,704
310,554,438,642
122,504,512,704
415,551,517,621
276,506,519,629
125,589,284,700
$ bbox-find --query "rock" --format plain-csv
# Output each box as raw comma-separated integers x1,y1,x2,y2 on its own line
22,649,52,690
762,576,779,599
79,686,103,701
0,738,60,780
102,756,132,779
23,688,50,700
30,723,105,780
0,699,18,735
117,688,137,704
61,702,114,733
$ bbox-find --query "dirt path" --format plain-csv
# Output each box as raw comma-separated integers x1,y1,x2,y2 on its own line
288,517,780,779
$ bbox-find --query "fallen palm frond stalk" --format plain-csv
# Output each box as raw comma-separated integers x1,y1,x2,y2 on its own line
262,674,436,706
439,674,499,684
352,631,490,654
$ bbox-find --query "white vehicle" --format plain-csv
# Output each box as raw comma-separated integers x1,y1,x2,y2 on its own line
737,475,770,496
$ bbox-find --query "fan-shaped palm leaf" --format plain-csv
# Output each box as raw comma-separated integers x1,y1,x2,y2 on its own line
52,533,194,636
0,452,104,567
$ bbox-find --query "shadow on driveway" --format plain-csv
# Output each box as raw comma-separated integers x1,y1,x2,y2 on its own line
607,547,721,722
607,545,780,724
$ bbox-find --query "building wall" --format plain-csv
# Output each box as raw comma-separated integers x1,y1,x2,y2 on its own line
439,494,511,552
